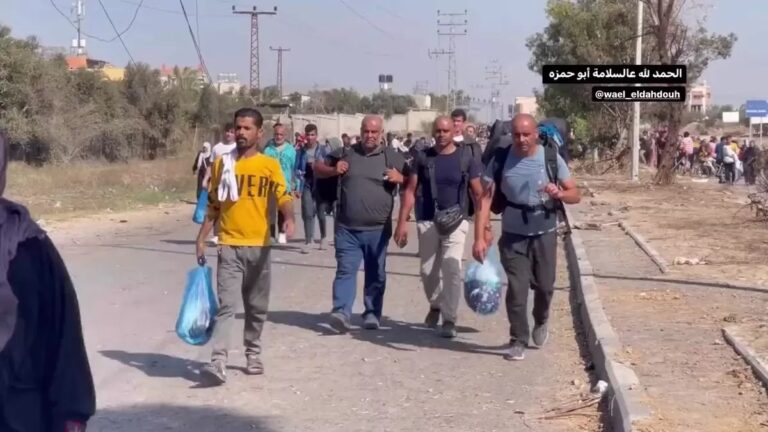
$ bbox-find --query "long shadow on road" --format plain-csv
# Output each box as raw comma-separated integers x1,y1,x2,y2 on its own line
90,404,278,432
267,310,508,357
100,350,205,385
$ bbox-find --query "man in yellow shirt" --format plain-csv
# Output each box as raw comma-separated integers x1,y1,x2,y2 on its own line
195,107,295,386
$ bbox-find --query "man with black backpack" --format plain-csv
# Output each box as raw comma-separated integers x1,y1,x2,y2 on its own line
472,114,580,361
394,116,484,338
314,115,408,332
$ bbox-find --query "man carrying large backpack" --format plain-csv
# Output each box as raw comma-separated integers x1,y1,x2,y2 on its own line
394,116,484,338
472,114,581,361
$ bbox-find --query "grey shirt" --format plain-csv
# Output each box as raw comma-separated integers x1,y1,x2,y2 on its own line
326,144,408,230
483,145,570,236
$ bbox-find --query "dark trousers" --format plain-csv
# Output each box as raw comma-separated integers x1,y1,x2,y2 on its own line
301,188,332,244
723,162,736,184
332,223,391,319
498,231,557,345
270,212,285,238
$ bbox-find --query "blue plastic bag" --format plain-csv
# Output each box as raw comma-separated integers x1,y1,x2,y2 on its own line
464,245,504,315
192,190,208,224
175,265,217,346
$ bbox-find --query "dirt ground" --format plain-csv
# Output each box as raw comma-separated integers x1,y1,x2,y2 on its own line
47,204,606,432
575,171,768,288
571,176,768,432
5,155,197,221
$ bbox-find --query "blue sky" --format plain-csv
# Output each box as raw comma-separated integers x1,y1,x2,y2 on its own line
0,0,763,119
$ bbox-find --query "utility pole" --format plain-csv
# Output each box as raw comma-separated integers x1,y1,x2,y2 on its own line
631,0,644,182
269,46,290,98
232,5,277,94
429,9,468,110
485,60,510,121
71,0,86,55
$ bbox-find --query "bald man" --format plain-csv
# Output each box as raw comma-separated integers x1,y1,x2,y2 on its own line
394,116,484,338
264,123,297,244
473,114,580,361
314,115,409,332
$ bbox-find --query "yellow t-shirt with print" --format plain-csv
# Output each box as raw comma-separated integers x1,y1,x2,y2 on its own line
207,153,292,246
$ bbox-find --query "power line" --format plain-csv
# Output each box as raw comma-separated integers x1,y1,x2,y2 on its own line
337,0,393,38
195,0,201,52
49,0,145,44
179,0,211,83
97,0,136,64
117,0,232,18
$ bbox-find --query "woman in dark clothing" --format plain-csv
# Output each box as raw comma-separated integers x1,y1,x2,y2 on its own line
0,131,95,431
192,142,212,198
742,140,759,185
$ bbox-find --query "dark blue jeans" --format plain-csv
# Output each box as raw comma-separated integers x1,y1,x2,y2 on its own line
332,223,391,320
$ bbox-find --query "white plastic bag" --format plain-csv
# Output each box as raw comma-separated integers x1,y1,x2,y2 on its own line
463,246,504,315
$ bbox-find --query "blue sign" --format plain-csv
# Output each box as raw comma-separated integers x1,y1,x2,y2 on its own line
746,100,768,118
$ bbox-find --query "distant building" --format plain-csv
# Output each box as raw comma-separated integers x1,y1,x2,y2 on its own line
687,81,711,113
159,64,207,88
412,94,432,110
65,55,125,81
216,73,241,94
513,96,538,117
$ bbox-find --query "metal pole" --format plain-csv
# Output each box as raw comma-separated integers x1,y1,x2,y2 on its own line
631,0,643,182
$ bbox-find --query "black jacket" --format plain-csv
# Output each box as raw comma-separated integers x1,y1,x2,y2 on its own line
0,236,95,431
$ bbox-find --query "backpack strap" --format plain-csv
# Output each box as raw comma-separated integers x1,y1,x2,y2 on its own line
335,146,348,212
543,138,559,185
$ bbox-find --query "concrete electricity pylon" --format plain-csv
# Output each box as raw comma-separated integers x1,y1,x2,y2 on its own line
436,9,468,110
269,46,290,98
232,5,277,93
485,60,510,120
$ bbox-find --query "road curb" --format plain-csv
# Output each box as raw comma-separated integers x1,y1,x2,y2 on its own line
618,221,669,274
564,207,651,432
723,326,768,391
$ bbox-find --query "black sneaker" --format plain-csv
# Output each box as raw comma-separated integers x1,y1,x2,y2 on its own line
440,321,457,339
362,314,380,330
200,360,227,385
532,323,549,347
424,308,441,329
504,342,526,361
329,311,351,333
245,355,264,375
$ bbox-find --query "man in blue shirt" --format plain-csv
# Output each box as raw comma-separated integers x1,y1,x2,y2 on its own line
294,124,333,253
394,116,484,338
264,123,297,244
473,114,581,361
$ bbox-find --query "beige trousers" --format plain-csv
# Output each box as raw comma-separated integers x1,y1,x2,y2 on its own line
416,220,469,324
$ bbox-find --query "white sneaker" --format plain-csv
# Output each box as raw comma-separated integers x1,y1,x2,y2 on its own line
207,236,218,246
278,233,287,244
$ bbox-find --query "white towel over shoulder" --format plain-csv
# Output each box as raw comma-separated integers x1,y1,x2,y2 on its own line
217,149,239,202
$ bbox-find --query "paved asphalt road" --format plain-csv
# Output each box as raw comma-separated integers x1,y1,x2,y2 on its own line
50,206,600,432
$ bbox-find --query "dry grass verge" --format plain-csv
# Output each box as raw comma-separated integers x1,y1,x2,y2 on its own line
5,155,197,221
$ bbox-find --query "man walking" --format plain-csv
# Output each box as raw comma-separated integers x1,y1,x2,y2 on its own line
394,116,484,338
195,108,295,385
295,124,333,253
314,116,408,332
473,114,580,361
206,124,237,245
264,123,297,244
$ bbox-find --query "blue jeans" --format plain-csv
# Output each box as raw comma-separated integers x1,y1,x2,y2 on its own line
332,223,392,320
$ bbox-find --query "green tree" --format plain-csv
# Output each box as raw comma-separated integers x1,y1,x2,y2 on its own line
527,0,638,156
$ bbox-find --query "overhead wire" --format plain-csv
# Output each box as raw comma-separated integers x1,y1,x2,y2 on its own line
49,0,145,43
337,0,393,38
96,0,136,64
117,0,232,18
178,0,212,84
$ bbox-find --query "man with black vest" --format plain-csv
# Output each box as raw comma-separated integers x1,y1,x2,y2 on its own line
314,115,408,332
472,114,580,361
394,116,484,338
